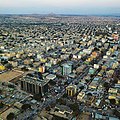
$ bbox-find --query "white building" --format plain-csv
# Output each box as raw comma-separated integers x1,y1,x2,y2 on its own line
61,63,72,75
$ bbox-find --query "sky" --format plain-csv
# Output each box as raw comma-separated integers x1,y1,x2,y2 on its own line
0,0,120,15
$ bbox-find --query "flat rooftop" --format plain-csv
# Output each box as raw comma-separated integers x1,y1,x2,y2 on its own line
0,70,24,82
21,76,50,86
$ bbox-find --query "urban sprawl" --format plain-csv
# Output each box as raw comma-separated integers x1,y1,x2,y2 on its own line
0,15,120,120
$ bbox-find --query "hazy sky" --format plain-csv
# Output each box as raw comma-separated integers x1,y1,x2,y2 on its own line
0,0,120,14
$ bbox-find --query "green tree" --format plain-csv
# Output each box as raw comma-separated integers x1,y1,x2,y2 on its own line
5,63,13,70
45,106,51,111
56,98,66,105
62,93,68,98
103,82,110,91
21,104,31,111
6,113,15,120
118,99,120,105
69,102,79,116
33,94,42,101
109,99,116,105
113,109,120,119
0,102,4,109
0,89,2,94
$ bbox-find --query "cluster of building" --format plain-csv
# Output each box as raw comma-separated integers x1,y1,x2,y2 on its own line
0,15,120,120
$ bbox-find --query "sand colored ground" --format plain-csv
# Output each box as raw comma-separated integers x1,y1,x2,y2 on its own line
0,70,24,82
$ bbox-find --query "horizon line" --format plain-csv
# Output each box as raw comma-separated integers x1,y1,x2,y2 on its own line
0,13,120,16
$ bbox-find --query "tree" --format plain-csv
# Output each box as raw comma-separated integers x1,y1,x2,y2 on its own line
33,94,42,101
8,84,15,88
1,60,8,65
114,77,118,84
94,47,99,51
0,50,4,53
50,103,56,108
109,99,116,105
79,86,84,90
87,92,92,96
69,102,79,116
118,99,120,105
48,80,56,86
103,82,110,91
21,66,28,71
113,109,120,119
8,57,13,61
62,93,68,98
45,106,51,111
85,79,89,83
0,102,4,109
6,113,15,120
21,104,31,111
56,98,66,105
0,89,2,94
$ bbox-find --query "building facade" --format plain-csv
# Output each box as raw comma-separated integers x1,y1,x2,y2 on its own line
66,85,77,96
20,76,49,96
61,63,72,75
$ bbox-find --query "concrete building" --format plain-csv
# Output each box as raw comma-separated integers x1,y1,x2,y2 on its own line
66,85,77,96
20,75,50,96
77,92,85,101
61,63,72,76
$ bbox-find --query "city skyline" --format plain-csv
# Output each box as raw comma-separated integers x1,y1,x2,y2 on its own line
0,0,120,15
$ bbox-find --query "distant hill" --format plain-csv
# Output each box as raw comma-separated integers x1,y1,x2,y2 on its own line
0,13,120,17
